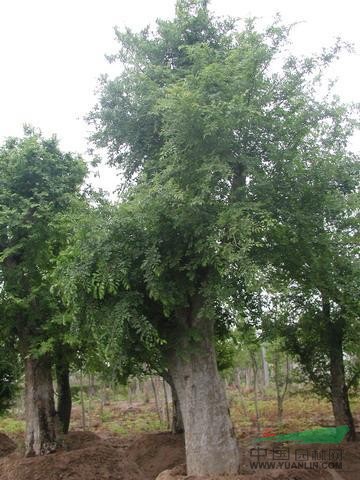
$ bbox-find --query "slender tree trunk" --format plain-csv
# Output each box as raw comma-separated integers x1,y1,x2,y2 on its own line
273,351,284,424
250,351,261,436
163,372,184,434
245,368,251,389
55,359,72,434
166,308,239,476
281,356,290,423
274,371,284,423
235,369,248,417
88,374,92,430
128,378,134,405
24,355,57,456
323,295,356,441
79,370,86,430
162,378,170,430
151,376,162,423
261,345,270,389
136,377,141,397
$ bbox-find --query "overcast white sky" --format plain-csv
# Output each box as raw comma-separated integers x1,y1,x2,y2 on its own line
1,0,359,193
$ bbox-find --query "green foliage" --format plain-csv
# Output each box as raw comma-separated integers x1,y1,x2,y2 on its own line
53,200,166,382
0,341,21,415
0,416,25,435
0,128,87,358
90,0,358,307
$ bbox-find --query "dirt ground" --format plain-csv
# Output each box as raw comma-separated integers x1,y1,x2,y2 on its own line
0,434,16,459
0,430,185,480
0,429,359,480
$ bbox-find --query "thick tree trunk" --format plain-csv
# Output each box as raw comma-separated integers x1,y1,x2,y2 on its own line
25,356,57,456
55,360,72,434
323,295,356,441
166,310,239,476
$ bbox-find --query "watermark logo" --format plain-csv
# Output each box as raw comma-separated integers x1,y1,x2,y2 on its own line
255,425,349,444
249,447,343,470
249,426,348,471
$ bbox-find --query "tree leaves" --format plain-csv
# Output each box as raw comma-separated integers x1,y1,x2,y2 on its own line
0,129,87,355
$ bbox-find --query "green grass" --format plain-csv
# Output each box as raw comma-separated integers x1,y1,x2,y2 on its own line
0,417,25,435
99,411,113,423
227,387,360,439
107,411,165,435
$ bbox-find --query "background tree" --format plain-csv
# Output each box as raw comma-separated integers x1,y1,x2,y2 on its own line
252,100,360,439
266,340,291,424
0,128,87,455
261,280,359,440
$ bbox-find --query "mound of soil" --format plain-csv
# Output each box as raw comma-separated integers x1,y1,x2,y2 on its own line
0,442,145,480
61,431,101,451
0,434,16,458
128,432,185,479
0,431,184,480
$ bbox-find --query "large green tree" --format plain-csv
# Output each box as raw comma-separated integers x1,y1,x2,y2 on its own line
0,129,86,455
86,0,359,473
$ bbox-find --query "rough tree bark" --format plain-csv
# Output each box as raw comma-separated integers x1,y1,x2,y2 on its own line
323,295,356,441
330,347,356,441
166,304,240,476
24,355,57,456
55,359,72,434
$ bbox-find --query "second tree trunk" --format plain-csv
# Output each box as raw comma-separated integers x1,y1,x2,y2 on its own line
329,340,356,440
55,360,72,434
323,295,356,441
24,355,58,456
